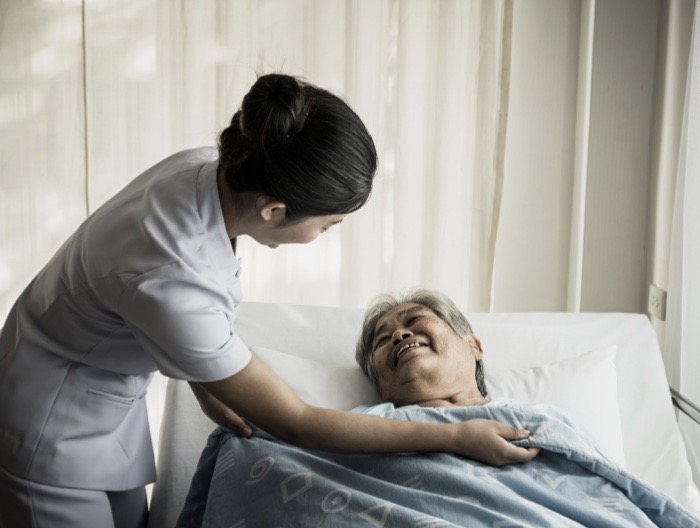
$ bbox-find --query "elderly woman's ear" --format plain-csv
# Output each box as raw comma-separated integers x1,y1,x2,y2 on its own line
465,333,484,361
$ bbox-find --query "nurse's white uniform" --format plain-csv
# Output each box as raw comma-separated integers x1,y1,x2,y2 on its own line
0,148,252,526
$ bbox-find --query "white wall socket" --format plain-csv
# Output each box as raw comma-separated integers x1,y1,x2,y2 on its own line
648,284,667,321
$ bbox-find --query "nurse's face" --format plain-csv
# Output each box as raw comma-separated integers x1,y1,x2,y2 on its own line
255,214,345,248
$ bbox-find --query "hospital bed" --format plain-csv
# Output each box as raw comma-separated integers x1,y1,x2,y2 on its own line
146,302,700,526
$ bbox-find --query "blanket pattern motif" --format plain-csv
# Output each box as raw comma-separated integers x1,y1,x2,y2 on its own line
177,402,699,527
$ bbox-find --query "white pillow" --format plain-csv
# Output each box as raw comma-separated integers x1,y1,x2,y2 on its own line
486,345,626,467
251,344,625,467
251,345,381,410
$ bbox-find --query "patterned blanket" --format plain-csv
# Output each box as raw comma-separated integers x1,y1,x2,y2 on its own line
176,400,699,527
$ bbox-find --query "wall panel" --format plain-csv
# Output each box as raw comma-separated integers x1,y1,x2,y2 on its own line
582,0,660,313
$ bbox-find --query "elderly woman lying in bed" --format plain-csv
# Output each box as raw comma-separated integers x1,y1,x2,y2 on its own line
177,290,699,527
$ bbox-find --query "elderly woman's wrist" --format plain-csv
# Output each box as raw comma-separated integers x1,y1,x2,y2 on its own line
441,422,462,453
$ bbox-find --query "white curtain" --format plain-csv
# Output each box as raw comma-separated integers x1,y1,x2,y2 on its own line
0,0,511,319
231,1,512,311
0,0,511,476
666,1,700,486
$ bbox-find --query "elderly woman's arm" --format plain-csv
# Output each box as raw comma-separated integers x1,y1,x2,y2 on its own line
201,355,539,466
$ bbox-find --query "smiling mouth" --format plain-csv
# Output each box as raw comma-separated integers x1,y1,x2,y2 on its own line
394,342,427,366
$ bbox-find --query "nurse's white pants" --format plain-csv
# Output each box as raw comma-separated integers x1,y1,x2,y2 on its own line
0,465,147,528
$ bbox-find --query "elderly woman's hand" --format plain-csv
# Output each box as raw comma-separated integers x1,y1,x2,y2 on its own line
451,419,540,466
189,381,253,437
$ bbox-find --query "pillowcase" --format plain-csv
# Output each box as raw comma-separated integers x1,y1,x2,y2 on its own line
251,344,626,467
250,345,382,410
486,345,626,467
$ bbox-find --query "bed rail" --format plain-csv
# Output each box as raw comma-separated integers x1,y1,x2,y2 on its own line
671,387,700,426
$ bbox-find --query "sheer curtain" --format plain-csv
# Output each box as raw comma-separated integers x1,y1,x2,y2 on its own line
0,0,511,318
0,0,512,475
79,0,514,314
231,1,513,311
666,1,700,486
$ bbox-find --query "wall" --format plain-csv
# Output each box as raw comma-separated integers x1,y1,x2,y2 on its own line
582,0,661,313
494,0,688,317
646,0,695,362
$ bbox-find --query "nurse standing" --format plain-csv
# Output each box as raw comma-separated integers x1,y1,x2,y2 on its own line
0,73,537,528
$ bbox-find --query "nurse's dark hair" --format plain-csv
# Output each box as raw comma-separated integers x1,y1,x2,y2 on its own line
355,289,488,399
218,73,378,221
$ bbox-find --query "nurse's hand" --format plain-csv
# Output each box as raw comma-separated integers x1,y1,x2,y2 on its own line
189,381,253,437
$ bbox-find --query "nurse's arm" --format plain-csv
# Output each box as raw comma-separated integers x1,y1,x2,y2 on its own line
189,381,253,437
200,355,539,466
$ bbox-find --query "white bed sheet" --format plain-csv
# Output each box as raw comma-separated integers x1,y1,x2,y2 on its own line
147,302,700,527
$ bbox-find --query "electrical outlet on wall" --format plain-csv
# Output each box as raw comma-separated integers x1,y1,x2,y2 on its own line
648,284,667,321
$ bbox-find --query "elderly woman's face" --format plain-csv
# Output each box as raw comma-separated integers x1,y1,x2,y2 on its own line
370,302,483,406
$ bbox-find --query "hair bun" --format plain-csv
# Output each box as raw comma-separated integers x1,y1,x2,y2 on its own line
218,73,377,220
240,73,309,149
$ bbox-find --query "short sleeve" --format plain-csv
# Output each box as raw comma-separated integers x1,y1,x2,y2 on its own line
120,263,251,381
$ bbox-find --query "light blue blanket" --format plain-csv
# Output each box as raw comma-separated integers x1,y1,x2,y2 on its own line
177,400,699,527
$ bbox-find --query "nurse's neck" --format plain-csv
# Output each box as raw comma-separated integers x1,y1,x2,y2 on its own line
217,166,256,240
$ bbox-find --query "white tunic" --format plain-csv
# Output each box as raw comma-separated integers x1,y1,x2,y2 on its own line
0,147,252,490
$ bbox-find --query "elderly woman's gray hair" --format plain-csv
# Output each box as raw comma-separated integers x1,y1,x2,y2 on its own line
355,289,488,398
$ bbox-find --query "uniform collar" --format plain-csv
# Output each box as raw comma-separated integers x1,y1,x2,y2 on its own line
197,159,241,279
